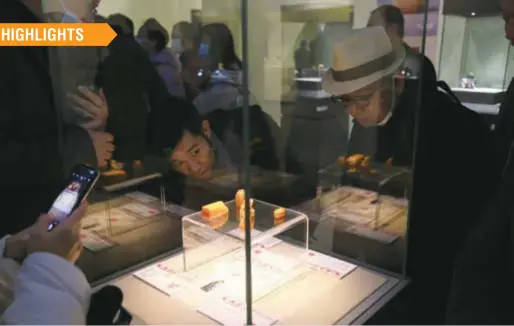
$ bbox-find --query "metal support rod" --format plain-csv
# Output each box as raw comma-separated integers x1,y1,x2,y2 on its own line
240,0,253,324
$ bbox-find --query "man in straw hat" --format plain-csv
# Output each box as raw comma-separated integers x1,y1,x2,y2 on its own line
322,26,495,323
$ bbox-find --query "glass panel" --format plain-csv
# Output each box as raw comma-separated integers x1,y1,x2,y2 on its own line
438,12,506,124
2,0,425,324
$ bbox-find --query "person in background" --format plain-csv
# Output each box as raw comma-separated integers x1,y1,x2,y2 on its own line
170,21,196,68
367,4,423,77
322,26,494,323
137,18,169,52
294,40,311,75
446,0,514,323
0,0,108,235
107,13,134,37
45,0,114,172
0,204,89,324
193,23,248,116
147,30,186,98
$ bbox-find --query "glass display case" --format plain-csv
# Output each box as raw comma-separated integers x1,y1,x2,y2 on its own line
438,13,507,119
41,0,444,324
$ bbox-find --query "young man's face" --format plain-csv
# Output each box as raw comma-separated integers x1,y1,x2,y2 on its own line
169,121,216,180
334,80,395,127
501,0,514,45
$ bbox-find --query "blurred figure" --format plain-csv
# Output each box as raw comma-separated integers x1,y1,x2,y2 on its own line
368,4,423,77
294,40,311,75
322,26,493,323
147,30,186,98
0,0,107,235
180,49,209,101
107,13,134,37
137,18,169,52
45,0,114,171
170,21,196,66
193,23,249,116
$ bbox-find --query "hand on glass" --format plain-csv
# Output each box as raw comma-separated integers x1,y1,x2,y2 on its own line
4,203,87,264
88,131,115,168
69,86,109,131
26,203,87,264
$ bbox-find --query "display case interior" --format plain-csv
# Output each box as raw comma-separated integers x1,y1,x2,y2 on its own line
103,196,406,325
78,187,184,283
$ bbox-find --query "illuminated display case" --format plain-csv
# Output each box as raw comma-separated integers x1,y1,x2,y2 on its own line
74,0,442,323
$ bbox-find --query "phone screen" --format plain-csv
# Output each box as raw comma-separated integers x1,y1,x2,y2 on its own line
48,164,99,231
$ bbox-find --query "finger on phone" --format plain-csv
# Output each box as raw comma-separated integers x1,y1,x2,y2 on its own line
59,202,88,229
34,214,54,231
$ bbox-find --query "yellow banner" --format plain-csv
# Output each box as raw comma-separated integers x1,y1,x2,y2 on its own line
0,23,117,46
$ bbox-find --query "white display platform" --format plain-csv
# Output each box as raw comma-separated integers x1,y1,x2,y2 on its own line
102,239,406,325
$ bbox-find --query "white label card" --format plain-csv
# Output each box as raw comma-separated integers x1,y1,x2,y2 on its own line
305,250,357,279
227,228,282,248
121,203,159,218
81,230,116,252
197,296,277,326
125,192,158,203
134,263,187,297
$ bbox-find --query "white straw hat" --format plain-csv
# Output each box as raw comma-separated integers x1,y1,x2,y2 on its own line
322,26,405,95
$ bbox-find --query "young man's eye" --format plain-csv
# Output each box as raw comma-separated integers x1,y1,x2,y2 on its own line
192,148,200,157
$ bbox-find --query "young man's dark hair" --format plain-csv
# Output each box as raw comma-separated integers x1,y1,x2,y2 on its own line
107,13,134,37
370,4,405,38
147,30,167,53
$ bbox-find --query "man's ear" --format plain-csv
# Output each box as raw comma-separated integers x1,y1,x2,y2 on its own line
201,120,211,138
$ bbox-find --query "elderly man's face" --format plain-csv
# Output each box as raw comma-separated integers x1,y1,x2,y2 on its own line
333,80,394,127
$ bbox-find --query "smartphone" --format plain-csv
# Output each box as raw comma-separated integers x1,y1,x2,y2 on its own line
47,164,100,231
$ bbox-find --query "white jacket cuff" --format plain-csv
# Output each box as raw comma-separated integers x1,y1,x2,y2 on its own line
2,253,91,325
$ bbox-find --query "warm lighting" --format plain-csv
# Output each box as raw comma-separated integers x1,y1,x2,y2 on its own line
471,12,476,16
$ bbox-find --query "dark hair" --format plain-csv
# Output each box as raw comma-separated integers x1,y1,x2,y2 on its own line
172,21,195,40
107,13,134,36
138,18,169,45
149,98,205,154
201,23,242,71
375,5,405,38
147,30,166,52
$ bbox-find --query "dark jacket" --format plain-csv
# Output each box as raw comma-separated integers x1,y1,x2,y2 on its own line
97,34,170,162
348,55,495,323
446,78,514,325
446,186,512,324
0,0,64,234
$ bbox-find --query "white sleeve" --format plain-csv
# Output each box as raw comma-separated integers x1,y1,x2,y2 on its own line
1,253,91,325
0,237,20,315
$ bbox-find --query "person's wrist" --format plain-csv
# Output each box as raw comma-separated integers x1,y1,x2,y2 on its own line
4,237,24,264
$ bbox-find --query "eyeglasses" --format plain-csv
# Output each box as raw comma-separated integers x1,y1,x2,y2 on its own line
330,85,383,110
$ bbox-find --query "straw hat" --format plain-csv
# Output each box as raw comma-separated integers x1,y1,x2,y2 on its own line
322,26,405,96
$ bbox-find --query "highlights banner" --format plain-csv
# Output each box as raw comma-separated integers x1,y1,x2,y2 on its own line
0,23,117,46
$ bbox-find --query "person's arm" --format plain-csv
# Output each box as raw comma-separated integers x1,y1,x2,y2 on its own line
1,252,91,325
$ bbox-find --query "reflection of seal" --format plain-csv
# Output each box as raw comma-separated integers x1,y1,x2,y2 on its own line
201,280,224,292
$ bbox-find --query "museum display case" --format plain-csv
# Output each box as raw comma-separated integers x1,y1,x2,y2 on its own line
72,0,442,324
438,13,507,120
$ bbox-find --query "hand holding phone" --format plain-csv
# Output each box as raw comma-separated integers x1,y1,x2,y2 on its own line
47,164,99,231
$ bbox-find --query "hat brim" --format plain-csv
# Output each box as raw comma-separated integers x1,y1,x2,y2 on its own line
322,43,406,96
